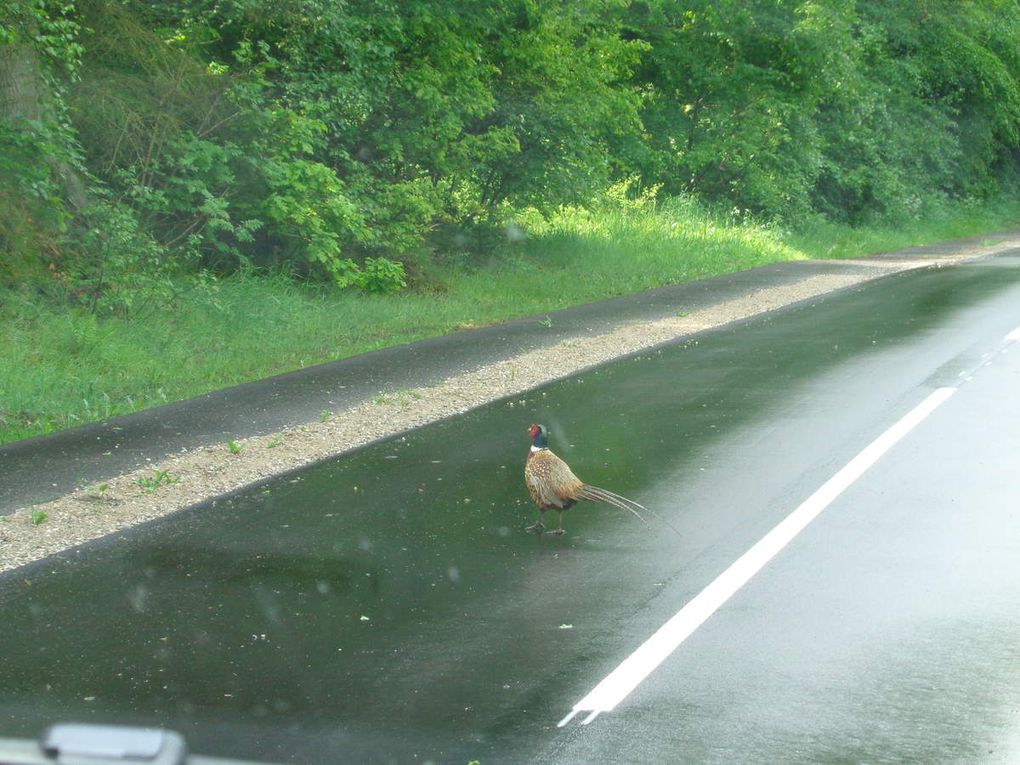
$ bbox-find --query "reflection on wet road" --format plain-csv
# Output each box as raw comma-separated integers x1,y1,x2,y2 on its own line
2,255,1020,763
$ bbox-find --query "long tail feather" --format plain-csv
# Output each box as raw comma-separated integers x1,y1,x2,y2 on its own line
575,485,648,521
575,485,683,537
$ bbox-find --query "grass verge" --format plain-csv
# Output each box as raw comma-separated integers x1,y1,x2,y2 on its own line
2,193,1017,445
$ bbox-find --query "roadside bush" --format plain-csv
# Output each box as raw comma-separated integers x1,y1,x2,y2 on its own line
356,257,407,295
68,200,173,317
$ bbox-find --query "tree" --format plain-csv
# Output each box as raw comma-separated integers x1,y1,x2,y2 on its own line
1,0,88,283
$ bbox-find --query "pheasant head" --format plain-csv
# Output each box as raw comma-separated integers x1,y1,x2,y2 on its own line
528,423,549,450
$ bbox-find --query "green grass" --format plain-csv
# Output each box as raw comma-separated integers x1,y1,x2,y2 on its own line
134,469,179,494
1,192,1017,445
787,194,1020,259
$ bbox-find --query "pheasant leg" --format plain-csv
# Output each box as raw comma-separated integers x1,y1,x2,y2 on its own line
525,518,545,533
545,512,565,536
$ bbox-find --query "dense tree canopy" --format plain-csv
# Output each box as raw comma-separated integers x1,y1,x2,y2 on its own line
3,0,1020,305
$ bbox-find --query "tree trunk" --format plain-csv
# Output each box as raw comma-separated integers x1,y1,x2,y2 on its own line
0,37,89,210
0,40,44,122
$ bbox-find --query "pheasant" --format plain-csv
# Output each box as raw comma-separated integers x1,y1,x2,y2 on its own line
523,423,652,535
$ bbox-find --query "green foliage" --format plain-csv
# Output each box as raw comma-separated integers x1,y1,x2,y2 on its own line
621,1,811,214
5,0,1020,315
1,1,88,281
0,121,68,215
257,151,367,285
70,200,173,316
357,257,407,294
135,469,178,494
8,0,85,78
621,0,1020,223
0,124,67,282
859,0,1020,200
128,0,647,257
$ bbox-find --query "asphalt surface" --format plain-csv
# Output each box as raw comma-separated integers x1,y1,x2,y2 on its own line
2,249,1020,763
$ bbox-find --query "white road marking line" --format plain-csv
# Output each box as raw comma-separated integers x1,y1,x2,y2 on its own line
558,386,958,729
1006,325,1020,342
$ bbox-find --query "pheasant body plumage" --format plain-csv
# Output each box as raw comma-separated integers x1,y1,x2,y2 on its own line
523,423,650,535
525,449,582,511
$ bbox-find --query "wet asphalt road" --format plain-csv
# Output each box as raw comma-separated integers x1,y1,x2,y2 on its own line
2,253,1020,763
